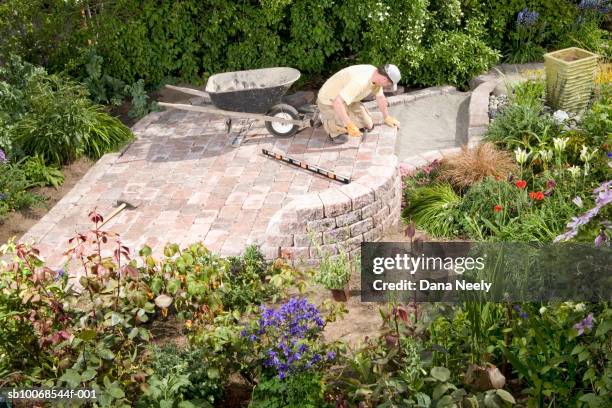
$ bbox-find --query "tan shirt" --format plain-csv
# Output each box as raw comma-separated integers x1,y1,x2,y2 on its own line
317,65,384,106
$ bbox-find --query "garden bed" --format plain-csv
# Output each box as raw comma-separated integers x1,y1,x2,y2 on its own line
0,158,93,244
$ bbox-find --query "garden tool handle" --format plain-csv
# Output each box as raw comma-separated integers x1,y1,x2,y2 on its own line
99,203,127,228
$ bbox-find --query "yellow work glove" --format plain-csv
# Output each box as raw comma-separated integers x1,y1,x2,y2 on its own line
384,115,401,128
345,122,363,137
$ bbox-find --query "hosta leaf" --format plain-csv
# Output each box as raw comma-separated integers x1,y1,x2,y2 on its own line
496,389,516,404
430,366,451,382
97,348,115,360
59,369,82,388
81,368,97,382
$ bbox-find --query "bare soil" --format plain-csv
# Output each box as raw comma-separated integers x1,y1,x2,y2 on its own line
0,158,93,245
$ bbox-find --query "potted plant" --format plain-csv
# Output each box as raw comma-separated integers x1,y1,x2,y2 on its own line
314,249,351,302
544,47,599,112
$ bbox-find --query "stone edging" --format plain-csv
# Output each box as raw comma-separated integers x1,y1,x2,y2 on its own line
467,79,498,147
261,86,459,265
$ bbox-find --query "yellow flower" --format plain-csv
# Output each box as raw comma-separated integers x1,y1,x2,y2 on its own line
185,320,192,329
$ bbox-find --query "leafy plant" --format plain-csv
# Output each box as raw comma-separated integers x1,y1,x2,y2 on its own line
313,248,351,290
509,78,546,109
240,298,336,380
21,155,64,188
82,48,126,106
403,183,462,238
580,98,612,149
1,55,133,165
415,30,501,88
249,371,328,408
222,245,277,311
125,79,157,119
505,8,546,63
0,158,44,220
485,103,559,151
439,143,518,190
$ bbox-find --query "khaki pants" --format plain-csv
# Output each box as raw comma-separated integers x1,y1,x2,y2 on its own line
317,99,373,138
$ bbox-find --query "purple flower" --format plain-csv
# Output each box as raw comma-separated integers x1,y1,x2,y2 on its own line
579,0,611,13
514,304,528,319
517,8,539,27
594,181,612,207
573,313,594,335
0,149,6,163
54,268,65,281
556,181,611,242
594,230,608,247
0,193,6,201
244,298,330,379
326,351,336,361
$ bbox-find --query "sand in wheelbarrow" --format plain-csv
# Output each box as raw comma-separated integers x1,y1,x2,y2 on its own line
208,68,299,93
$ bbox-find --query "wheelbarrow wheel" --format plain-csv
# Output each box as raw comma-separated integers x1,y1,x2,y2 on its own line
265,104,300,138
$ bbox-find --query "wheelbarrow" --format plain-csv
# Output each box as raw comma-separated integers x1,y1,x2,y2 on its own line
157,67,318,138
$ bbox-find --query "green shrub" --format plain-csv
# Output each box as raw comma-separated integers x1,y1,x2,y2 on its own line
80,48,126,106
249,372,328,408
0,160,44,220
415,30,500,87
458,177,526,240
484,104,559,151
313,248,351,290
21,155,64,188
403,183,462,238
138,343,225,407
504,7,546,63
509,78,546,109
0,55,133,165
221,245,278,312
581,99,612,148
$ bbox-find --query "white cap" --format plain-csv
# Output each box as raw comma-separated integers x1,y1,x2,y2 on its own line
382,64,401,91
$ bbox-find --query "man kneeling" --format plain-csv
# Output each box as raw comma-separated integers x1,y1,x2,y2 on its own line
316,64,401,143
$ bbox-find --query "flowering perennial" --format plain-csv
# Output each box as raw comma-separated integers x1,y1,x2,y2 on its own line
555,180,612,244
242,298,333,379
517,8,539,27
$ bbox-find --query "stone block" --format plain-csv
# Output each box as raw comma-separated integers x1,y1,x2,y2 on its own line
350,218,373,237
318,189,352,218
280,247,310,262
340,234,363,252
306,217,336,232
339,182,375,210
372,205,390,227
286,193,325,220
323,227,350,245
361,200,383,219
294,232,322,247
336,210,361,227
363,225,383,242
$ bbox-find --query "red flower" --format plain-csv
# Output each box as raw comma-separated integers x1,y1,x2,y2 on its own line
515,180,527,189
529,191,544,201
494,205,503,212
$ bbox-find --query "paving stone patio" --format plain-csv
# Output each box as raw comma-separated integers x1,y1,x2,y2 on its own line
19,102,399,266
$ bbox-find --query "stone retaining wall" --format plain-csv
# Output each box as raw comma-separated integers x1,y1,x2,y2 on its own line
261,126,401,266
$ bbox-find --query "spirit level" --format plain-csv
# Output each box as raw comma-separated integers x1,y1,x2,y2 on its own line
262,149,351,184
